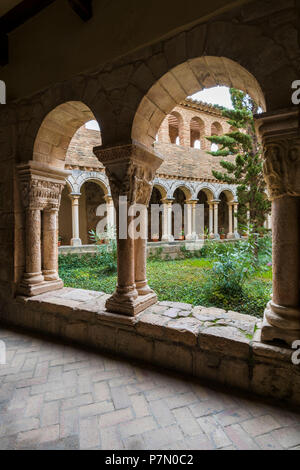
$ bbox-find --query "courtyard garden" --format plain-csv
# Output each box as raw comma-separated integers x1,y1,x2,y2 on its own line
59,233,272,318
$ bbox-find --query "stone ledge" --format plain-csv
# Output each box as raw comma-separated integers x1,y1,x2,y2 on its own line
1,287,300,407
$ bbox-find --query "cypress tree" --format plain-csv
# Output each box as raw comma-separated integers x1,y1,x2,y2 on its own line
206,88,271,233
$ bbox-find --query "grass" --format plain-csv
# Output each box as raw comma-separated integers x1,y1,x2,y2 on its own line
59,254,272,318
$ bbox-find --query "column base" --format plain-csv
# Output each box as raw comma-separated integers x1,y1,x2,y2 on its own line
43,270,60,282
106,292,158,317
227,232,240,240
161,235,174,242
71,238,82,247
261,302,300,346
186,233,198,241
135,281,154,296
18,279,64,297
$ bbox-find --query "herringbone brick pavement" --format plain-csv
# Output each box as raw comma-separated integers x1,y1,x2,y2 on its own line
0,327,300,450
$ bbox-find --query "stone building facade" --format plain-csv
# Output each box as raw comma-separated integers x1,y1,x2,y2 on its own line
61,99,243,246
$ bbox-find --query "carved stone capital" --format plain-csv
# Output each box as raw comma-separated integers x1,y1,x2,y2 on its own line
17,161,71,210
94,141,163,207
255,107,300,201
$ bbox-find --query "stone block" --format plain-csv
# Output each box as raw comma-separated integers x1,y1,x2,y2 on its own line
117,330,153,363
87,323,116,352
199,325,251,360
135,312,169,339
153,340,193,374
164,317,201,346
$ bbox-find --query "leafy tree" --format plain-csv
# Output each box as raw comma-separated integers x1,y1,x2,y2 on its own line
206,88,271,232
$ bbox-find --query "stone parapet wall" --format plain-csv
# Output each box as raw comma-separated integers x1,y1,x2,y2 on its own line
0,288,299,407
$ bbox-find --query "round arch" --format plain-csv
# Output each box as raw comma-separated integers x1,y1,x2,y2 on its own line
152,183,167,200
211,121,223,136
190,116,205,149
33,101,100,169
196,186,215,202
132,56,266,148
169,182,193,200
216,187,236,202
77,175,110,196
168,111,184,145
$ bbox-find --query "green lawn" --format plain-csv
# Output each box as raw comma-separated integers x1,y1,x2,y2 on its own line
59,255,272,318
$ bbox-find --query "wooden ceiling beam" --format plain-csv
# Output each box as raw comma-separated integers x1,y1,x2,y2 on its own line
68,0,93,21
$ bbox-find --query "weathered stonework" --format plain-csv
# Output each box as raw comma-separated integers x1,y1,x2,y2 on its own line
17,162,71,296
1,288,300,407
256,107,300,346
93,142,163,316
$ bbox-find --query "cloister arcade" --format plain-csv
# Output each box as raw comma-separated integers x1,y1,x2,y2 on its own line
1,1,299,406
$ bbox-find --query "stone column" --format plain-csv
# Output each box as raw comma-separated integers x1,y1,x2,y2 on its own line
94,142,163,316
17,161,69,296
161,199,174,242
42,208,63,285
134,207,153,296
69,193,82,246
213,200,220,239
22,207,44,288
104,195,115,238
256,107,300,346
208,202,214,238
191,201,198,240
186,200,198,240
233,203,239,236
227,203,234,239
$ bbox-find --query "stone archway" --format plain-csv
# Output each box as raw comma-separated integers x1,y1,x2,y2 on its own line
16,101,101,295
197,188,214,234
132,56,266,149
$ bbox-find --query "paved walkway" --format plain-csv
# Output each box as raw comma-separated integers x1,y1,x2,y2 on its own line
0,327,300,450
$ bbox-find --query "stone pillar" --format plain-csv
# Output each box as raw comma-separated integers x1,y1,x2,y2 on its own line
104,195,116,237
161,199,174,242
94,142,163,316
42,208,62,283
233,203,239,236
23,207,44,288
134,207,153,296
186,200,198,240
69,193,82,246
227,203,234,239
256,107,300,346
191,201,198,240
213,200,220,239
208,203,214,238
17,161,69,296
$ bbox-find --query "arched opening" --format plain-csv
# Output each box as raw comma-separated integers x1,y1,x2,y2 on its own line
132,57,266,149
190,117,205,149
172,187,191,240
210,121,223,152
79,181,107,245
59,185,72,246
168,111,183,145
33,102,98,168
218,190,235,238
211,121,223,137
18,101,101,296
197,189,214,233
148,186,164,241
